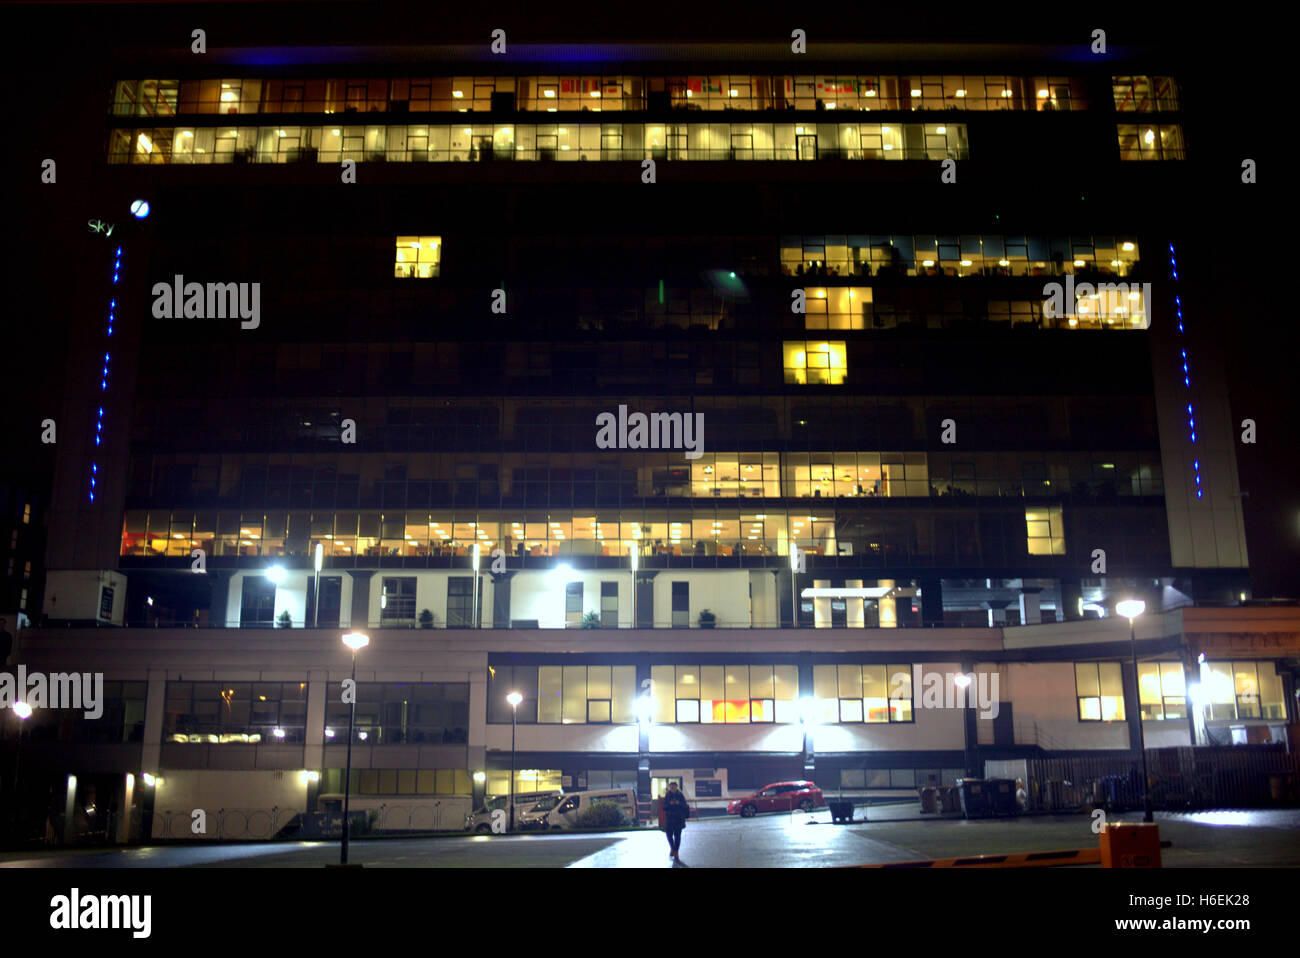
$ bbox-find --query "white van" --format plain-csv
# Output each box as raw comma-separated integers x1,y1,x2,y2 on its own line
542,789,639,830
515,793,564,830
465,791,560,832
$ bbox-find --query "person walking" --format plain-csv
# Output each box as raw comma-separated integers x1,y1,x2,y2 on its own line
662,781,689,860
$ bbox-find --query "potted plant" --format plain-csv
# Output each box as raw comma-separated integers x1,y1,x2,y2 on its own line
276,610,292,629
698,609,716,629
418,609,435,629
580,610,601,629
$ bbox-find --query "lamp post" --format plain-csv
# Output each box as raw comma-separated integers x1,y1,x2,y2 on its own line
1117,599,1152,822
789,544,800,628
11,701,31,825
506,692,522,831
340,632,369,863
472,543,481,629
630,543,639,629
313,542,323,629
954,673,974,777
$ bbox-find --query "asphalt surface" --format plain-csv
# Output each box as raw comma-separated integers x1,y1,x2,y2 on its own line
2,806,1298,868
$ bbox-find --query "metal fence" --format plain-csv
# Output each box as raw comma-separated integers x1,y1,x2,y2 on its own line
1026,745,1300,812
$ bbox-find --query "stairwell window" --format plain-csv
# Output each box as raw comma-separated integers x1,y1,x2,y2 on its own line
1075,662,1125,721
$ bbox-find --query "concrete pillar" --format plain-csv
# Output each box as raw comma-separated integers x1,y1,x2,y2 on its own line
346,570,374,629
1061,579,1084,621
113,772,135,844
878,579,896,628
141,670,166,776
62,773,77,844
1019,590,1042,625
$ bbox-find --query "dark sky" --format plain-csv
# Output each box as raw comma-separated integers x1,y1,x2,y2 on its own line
3,3,1294,595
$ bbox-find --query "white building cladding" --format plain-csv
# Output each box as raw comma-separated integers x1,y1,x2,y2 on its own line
8,606,1296,840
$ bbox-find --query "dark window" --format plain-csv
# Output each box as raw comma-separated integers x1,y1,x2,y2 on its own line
671,581,689,628
324,681,469,744
239,576,276,627
600,581,618,627
380,576,416,623
447,576,475,627
565,581,583,626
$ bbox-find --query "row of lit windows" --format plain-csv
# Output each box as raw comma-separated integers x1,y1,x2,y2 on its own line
782,235,1141,278
126,450,1161,513
110,75,1095,117
109,122,969,164
122,503,1080,561
801,290,1148,331
1075,661,1286,722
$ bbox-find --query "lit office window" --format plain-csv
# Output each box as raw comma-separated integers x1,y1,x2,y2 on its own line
812,664,914,723
1075,663,1125,721
1117,124,1185,160
650,664,798,723
803,287,872,330
537,665,636,724
1113,76,1180,112
1025,505,1065,555
1137,662,1186,720
394,235,441,278
784,341,846,385
1200,661,1285,721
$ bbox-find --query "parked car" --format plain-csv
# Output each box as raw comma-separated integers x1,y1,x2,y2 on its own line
465,791,560,832
542,788,639,830
727,781,825,817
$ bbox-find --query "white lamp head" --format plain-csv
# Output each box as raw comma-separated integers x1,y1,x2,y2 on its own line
342,631,370,651
1116,599,1146,621
265,565,287,585
314,542,323,572
506,692,523,708
13,701,33,719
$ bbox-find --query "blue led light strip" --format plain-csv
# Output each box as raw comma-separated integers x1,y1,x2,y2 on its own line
89,245,121,502
1168,243,1202,500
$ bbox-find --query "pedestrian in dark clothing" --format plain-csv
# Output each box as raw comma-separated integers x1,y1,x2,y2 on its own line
662,781,689,859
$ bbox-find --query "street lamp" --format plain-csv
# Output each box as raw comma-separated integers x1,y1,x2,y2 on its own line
1117,598,1153,822
11,701,31,815
313,542,323,629
472,543,481,629
789,546,797,628
506,692,523,831
954,673,975,777
340,631,370,864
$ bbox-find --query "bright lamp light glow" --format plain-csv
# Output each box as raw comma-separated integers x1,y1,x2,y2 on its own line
130,199,150,219
314,542,323,573
13,701,33,719
636,695,655,723
342,632,370,651
264,565,286,585
953,673,972,688
1116,599,1146,620
507,692,523,708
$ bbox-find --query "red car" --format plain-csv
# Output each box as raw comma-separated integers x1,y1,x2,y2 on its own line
727,781,825,817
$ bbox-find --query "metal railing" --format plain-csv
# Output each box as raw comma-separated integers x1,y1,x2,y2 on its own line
1026,745,1300,813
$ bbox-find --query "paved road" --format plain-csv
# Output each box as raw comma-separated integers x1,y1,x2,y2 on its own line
2,807,1298,868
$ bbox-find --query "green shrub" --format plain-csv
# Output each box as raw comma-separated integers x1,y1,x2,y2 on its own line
574,801,628,829
276,610,292,628
580,611,601,629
